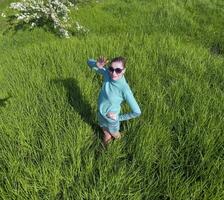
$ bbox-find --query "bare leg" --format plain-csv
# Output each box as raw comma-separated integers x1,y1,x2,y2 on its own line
111,132,121,140
102,128,112,145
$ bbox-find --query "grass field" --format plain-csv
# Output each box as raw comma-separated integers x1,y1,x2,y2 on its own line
0,0,224,199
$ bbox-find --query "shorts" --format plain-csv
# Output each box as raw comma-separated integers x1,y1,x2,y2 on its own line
97,112,120,134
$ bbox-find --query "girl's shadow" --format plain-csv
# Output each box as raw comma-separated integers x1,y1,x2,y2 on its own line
52,78,103,141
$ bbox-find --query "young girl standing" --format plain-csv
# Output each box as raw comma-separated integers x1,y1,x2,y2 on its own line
87,56,141,145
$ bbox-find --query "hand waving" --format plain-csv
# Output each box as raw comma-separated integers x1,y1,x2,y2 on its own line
96,56,109,69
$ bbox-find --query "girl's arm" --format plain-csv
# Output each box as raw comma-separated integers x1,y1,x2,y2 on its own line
87,58,107,75
118,85,141,121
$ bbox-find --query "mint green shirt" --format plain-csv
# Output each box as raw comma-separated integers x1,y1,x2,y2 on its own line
87,59,141,122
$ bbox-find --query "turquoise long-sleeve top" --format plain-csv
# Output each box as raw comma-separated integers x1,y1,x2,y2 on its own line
87,59,141,122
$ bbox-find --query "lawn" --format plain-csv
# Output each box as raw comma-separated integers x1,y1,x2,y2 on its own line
0,0,224,199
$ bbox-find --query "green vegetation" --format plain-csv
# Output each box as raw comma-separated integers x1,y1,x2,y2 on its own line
0,0,224,199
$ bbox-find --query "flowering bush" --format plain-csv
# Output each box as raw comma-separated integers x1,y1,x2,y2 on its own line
9,0,88,38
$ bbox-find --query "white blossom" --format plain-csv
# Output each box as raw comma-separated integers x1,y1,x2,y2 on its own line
75,21,89,33
31,22,36,27
1,13,6,17
59,28,70,38
68,1,74,7
9,0,85,38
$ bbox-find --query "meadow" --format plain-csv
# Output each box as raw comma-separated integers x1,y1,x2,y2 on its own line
0,0,224,199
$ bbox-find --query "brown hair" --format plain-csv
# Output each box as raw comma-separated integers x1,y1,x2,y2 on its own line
110,56,126,68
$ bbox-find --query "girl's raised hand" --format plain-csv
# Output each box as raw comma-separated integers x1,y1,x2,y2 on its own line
96,56,108,68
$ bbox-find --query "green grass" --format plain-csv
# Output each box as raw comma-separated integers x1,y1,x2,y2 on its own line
0,0,224,199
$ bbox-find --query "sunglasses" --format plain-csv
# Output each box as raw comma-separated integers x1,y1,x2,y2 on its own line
108,66,124,74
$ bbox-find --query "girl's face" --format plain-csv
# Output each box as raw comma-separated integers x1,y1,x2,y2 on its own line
109,61,126,81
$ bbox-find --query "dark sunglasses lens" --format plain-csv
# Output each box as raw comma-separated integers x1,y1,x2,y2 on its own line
109,66,114,72
109,67,123,73
115,68,123,73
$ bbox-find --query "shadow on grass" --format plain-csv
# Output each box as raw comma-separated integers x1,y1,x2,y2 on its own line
210,42,224,55
52,78,103,142
0,96,11,107
51,78,105,195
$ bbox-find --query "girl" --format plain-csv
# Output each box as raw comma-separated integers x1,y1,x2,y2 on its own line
87,56,141,145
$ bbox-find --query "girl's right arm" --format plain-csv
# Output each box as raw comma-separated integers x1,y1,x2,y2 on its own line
87,58,107,76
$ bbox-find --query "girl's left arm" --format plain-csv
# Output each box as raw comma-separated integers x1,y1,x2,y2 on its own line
118,85,141,121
